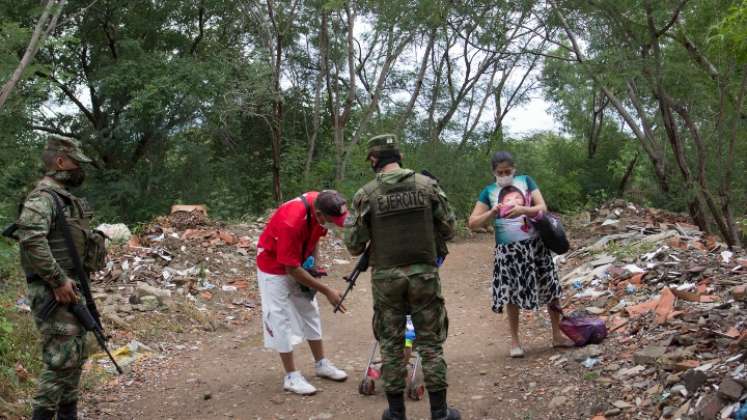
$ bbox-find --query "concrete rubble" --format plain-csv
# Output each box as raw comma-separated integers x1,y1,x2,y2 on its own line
558,200,746,420
90,209,264,328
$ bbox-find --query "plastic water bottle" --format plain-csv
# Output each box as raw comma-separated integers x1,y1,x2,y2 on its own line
405,315,416,348
735,402,747,420
302,256,315,270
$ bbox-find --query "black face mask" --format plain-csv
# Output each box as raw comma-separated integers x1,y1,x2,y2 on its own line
372,155,400,173
52,168,86,188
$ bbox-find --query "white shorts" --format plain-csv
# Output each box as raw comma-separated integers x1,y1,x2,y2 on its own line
257,269,323,353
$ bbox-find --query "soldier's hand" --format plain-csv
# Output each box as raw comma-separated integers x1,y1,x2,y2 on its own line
325,289,347,313
53,279,79,304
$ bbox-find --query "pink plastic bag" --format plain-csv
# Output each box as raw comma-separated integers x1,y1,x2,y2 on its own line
559,316,607,346
551,304,607,346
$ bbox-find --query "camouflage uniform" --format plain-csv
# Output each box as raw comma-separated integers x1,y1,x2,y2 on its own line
12,136,97,416
344,136,456,395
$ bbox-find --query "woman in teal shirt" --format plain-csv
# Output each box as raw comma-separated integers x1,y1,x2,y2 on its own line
468,151,572,357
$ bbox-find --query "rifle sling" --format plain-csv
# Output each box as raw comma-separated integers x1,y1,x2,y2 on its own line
43,189,101,328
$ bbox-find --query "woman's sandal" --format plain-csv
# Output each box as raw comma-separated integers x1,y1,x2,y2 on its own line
510,347,525,358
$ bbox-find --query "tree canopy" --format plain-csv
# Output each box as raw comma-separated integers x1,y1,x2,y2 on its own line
1,0,744,244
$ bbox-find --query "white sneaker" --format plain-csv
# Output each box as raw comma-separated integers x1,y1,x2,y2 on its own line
283,371,317,395
315,358,348,382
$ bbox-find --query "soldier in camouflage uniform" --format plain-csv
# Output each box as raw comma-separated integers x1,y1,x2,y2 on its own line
344,134,460,420
11,135,104,420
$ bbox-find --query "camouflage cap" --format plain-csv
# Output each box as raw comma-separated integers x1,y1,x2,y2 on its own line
44,134,92,163
366,133,398,157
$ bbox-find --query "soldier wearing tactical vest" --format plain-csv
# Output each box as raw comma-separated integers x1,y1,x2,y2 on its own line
11,135,106,420
344,134,460,420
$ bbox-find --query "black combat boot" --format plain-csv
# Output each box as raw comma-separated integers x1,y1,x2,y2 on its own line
428,390,461,420
57,400,78,420
381,392,407,420
30,407,55,420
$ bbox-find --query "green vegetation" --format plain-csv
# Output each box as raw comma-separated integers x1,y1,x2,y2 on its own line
0,240,39,415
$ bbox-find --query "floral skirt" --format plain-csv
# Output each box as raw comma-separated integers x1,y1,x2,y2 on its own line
491,236,561,313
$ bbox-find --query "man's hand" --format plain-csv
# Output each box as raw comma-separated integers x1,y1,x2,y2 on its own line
53,279,79,304
324,288,347,313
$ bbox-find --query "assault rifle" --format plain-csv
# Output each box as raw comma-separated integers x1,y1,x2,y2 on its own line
1,223,17,239
39,297,123,374
334,244,370,313
42,190,121,373
42,191,105,330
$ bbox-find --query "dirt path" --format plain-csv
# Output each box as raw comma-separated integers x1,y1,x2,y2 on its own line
87,235,602,420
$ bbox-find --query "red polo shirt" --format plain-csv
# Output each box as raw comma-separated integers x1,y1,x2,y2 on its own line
257,192,328,275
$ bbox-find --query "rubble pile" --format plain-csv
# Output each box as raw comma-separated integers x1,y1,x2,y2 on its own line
559,200,747,419
90,208,264,329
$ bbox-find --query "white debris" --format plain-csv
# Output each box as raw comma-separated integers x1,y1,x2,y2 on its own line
96,223,132,245
623,264,646,274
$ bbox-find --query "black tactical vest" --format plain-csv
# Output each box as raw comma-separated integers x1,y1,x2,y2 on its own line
365,172,437,268
46,191,91,273
19,188,96,278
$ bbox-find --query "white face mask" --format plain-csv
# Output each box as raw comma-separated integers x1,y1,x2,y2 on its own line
496,173,514,187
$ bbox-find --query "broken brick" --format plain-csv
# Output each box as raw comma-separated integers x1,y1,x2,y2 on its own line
731,285,747,301
655,287,676,325
724,327,741,339
698,295,719,303
628,272,645,285
626,297,659,318
672,289,701,302
633,345,668,365
674,360,701,372
695,393,726,420
717,376,744,401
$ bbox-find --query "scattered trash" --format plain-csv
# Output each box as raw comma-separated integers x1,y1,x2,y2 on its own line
15,297,30,312
555,199,746,419
93,340,153,374
581,357,600,368
96,223,133,245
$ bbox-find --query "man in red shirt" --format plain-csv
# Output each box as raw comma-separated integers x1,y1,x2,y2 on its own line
256,190,349,395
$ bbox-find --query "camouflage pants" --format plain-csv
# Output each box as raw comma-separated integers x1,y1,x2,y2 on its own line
372,269,449,393
32,333,87,411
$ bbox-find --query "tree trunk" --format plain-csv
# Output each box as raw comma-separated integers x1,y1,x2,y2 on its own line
394,28,436,133
319,12,345,184
618,152,638,195
341,29,413,178
303,59,324,178
588,90,607,159
0,0,66,111
267,1,283,202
